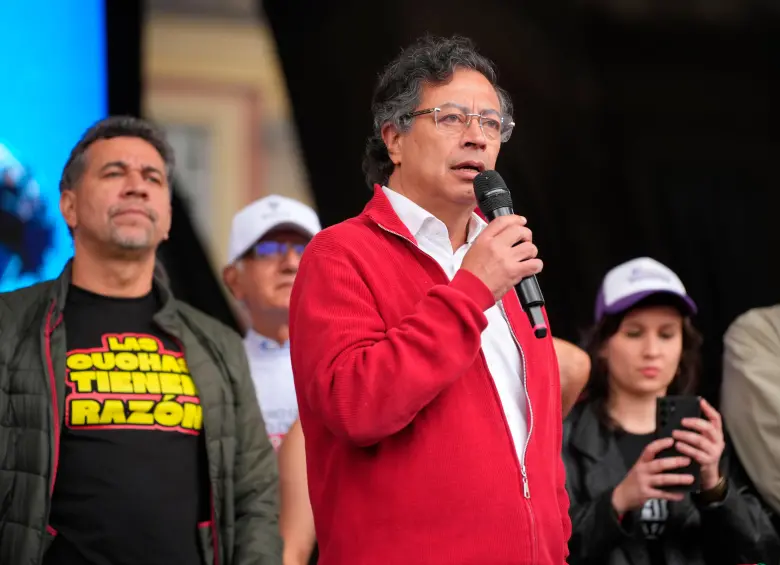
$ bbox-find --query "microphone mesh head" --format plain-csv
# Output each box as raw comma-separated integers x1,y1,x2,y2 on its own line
474,170,513,216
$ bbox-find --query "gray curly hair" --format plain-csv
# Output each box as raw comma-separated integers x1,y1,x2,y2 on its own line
362,35,513,188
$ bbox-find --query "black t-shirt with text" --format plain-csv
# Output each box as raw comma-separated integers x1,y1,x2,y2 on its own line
45,286,210,565
616,430,668,565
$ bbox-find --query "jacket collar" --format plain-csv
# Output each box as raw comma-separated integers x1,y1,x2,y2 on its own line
47,257,181,337
363,184,418,243
47,259,73,320
363,184,488,242
363,184,529,323
569,401,619,462
568,402,632,499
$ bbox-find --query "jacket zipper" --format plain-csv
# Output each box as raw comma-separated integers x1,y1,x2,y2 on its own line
377,221,537,486
497,302,535,497
377,221,538,558
210,488,220,565
171,335,220,565
498,301,538,562
42,302,63,558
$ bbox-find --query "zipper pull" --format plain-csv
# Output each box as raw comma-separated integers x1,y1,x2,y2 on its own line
521,465,531,499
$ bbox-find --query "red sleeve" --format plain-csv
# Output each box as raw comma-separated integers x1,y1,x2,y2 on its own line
289,235,496,447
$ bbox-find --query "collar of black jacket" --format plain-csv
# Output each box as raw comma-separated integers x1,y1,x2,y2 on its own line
568,401,617,462
45,257,182,339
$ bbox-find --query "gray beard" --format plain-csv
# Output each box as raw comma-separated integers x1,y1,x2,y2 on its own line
109,226,155,250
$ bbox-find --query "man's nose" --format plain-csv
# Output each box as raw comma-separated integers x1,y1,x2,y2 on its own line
462,116,487,149
121,170,150,199
280,246,302,272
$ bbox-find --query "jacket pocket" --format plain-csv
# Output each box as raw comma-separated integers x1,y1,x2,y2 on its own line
197,521,215,565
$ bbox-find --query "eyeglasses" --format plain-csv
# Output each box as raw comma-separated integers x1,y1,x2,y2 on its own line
250,241,306,259
406,103,515,143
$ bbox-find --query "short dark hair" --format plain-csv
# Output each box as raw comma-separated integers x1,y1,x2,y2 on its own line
581,293,703,429
362,35,512,189
59,115,175,193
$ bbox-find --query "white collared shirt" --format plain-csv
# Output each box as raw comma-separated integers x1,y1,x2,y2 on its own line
382,186,527,461
243,328,298,450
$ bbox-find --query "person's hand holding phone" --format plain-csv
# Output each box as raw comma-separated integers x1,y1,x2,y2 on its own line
671,398,726,491
611,437,695,514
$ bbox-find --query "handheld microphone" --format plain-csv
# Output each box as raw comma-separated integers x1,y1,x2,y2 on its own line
473,170,548,339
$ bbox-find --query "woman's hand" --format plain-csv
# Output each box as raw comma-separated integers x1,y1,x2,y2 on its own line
611,437,694,514
672,398,726,491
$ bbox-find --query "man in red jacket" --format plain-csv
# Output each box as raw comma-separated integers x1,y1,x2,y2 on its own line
289,35,572,564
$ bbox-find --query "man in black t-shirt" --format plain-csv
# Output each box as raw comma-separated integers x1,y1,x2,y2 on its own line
0,116,281,565
45,286,211,565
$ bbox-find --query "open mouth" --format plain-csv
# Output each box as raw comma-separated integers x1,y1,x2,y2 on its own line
451,161,485,173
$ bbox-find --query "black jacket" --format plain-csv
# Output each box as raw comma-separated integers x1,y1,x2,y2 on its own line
563,401,780,565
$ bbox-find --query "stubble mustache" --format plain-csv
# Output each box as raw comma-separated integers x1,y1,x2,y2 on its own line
108,204,158,223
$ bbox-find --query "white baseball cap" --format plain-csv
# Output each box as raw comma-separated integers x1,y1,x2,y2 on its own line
594,257,697,322
226,195,321,265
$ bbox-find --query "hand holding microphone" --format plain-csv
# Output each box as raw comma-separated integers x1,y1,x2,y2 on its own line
461,170,548,338
460,215,542,303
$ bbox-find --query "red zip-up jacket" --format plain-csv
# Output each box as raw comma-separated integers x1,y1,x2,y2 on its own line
289,187,571,564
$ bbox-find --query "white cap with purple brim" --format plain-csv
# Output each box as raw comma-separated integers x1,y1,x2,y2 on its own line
594,257,697,322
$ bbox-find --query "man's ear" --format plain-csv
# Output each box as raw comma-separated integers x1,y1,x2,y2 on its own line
60,190,78,231
222,264,243,301
381,122,403,167
162,200,172,240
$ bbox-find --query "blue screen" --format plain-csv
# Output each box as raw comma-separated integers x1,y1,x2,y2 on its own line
0,1,106,292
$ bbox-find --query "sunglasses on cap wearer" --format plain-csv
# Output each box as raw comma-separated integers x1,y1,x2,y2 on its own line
249,241,307,259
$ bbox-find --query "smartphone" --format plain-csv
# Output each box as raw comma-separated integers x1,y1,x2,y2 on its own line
655,395,702,492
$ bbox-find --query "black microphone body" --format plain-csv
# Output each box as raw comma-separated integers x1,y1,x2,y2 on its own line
474,172,548,339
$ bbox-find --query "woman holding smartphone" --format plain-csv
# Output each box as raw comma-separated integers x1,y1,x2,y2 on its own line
563,257,779,565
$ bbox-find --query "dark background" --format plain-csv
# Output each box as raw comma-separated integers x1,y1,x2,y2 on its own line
264,0,779,406
114,1,779,407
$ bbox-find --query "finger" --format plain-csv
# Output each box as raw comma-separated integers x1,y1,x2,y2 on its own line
510,241,538,262
674,441,712,465
641,437,675,461
680,418,720,444
495,225,533,247
649,473,695,487
646,456,691,474
699,398,723,430
485,214,527,237
680,417,714,435
509,258,543,282
673,431,720,458
646,488,686,502
672,430,713,449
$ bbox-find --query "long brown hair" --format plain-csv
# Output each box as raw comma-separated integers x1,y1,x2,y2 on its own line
581,293,703,429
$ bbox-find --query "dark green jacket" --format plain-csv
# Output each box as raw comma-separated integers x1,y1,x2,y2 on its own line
0,262,282,565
